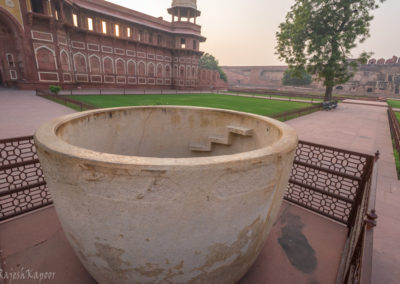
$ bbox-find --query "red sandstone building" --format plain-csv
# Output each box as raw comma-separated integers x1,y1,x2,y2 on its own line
0,0,226,90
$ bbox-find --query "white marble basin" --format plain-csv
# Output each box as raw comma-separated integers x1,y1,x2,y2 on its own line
34,106,298,284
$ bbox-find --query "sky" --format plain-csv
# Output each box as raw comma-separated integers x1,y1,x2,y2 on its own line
106,0,399,66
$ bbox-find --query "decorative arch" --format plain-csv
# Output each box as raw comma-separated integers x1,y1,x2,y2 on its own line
165,64,171,78
115,58,126,75
0,7,24,37
73,52,87,73
147,62,155,77
0,8,27,84
127,60,136,76
35,46,57,71
179,65,185,79
60,50,70,72
103,56,114,75
89,54,101,74
156,63,163,78
138,61,146,76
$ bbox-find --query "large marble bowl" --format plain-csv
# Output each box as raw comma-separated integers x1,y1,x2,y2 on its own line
34,106,298,284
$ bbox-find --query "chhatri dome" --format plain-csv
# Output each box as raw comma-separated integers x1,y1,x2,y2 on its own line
168,0,201,22
171,0,197,10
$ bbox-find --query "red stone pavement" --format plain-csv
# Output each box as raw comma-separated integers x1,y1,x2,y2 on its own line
0,89,74,139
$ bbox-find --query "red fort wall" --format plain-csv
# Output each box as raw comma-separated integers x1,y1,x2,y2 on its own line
0,0,226,90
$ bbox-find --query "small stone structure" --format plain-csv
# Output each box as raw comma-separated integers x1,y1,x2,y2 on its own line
34,106,298,284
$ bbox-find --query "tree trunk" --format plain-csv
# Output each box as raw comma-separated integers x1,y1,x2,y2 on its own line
324,86,333,102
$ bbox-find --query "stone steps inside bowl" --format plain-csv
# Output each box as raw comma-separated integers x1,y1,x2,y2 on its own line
190,125,254,152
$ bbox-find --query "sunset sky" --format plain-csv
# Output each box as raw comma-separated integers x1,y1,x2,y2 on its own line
106,0,399,66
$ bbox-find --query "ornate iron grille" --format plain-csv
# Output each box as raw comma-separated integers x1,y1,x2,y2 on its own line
0,136,52,221
285,140,374,227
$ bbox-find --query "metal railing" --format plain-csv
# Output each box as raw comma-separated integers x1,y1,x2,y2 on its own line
338,152,379,284
36,89,97,111
272,104,323,120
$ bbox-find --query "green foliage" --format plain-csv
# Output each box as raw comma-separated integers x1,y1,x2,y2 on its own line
276,0,385,101
49,85,62,94
392,139,400,179
199,53,228,82
282,68,312,86
388,100,400,109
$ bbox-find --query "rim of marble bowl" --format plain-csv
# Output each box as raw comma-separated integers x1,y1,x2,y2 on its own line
34,105,298,168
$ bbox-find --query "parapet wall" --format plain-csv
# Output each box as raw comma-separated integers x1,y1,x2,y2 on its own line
222,65,400,97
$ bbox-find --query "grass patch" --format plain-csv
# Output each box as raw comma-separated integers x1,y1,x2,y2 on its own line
387,100,399,108
68,93,313,118
392,139,400,179
395,111,400,124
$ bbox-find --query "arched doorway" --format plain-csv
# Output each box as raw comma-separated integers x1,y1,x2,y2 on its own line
0,8,25,87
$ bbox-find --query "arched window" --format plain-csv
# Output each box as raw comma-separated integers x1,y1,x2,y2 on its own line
36,47,57,71
165,65,171,78
60,51,70,72
148,62,155,77
116,59,126,75
73,53,87,73
89,55,101,73
156,64,163,78
127,60,136,76
138,61,146,76
103,57,114,75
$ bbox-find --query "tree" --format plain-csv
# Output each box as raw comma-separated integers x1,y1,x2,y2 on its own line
282,67,312,86
276,0,385,101
199,53,228,82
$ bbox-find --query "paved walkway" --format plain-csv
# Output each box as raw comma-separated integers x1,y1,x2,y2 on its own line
287,102,400,284
341,99,388,107
0,89,74,139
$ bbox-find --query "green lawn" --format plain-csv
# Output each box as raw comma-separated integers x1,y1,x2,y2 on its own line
68,94,313,117
392,111,400,178
395,111,400,123
388,100,400,109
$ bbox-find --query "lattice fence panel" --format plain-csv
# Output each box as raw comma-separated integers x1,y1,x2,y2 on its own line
0,136,52,221
286,141,373,226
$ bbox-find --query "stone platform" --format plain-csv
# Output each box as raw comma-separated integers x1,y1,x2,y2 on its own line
0,202,347,284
